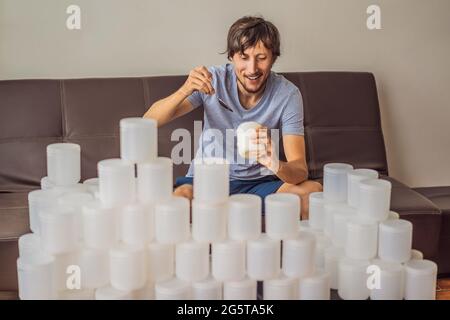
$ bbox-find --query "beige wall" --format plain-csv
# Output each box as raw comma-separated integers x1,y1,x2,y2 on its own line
1,0,449,187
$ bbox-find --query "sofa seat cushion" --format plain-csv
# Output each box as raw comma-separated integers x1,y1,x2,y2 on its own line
414,186,450,275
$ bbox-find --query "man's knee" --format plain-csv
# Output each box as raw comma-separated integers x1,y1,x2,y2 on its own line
173,183,193,200
278,180,323,198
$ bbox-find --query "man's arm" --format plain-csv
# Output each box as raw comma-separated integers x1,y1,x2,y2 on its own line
275,134,309,185
143,66,214,127
143,90,194,128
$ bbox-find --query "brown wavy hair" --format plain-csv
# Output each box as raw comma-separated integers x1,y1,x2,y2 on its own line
224,15,281,63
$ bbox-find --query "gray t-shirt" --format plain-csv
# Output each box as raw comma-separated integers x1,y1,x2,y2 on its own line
186,63,304,180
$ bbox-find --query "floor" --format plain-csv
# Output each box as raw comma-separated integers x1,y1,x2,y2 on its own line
437,278,450,300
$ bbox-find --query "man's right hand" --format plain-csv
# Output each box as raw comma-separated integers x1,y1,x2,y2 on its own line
179,66,215,97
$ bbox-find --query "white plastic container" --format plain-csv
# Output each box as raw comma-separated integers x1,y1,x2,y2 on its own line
78,248,109,289
147,242,174,282
98,158,135,207
298,220,310,232
282,233,316,278
17,254,56,300
345,217,378,260
95,285,133,300
39,206,78,255
175,240,209,282
347,169,379,208
122,203,153,245
313,232,332,269
358,179,392,221
332,207,356,247
404,259,437,300
211,240,246,282
338,257,370,300
308,192,326,230
192,200,227,243
28,189,65,234
265,193,299,240
263,274,298,300
298,269,330,300
137,157,173,204
155,278,191,300
109,244,147,291
228,194,261,241
155,196,190,244
18,233,42,262
369,259,404,300
120,117,157,163
192,276,223,300
388,210,400,220
46,143,81,186
246,234,280,280
236,121,263,160
324,246,344,290
58,191,94,240
52,251,81,292
223,277,257,300
323,202,355,239
82,201,118,250
378,219,413,263
40,176,55,190
411,249,424,260
193,157,229,204
323,163,354,203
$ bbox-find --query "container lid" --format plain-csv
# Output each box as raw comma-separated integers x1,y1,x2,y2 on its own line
58,192,94,207
404,259,437,276
264,274,297,287
265,193,299,206
309,192,324,204
359,178,391,191
371,259,404,273
284,233,315,248
229,194,261,208
39,206,76,221
212,239,245,251
323,163,353,174
247,234,280,248
156,196,189,212
155,278,190,294
191,276,222,290
17,254,55,270
379,219,413,234
339,257,370,271
97,158,134,172
225,277,256,289
137,157,172,170
348,169,379,180
324,202,356,215
83,178,99,186
46,143,80,155
120,117,156,129
300,269,330,283
110,243,144,258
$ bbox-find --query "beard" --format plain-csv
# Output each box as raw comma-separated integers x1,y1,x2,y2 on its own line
236,74,269,94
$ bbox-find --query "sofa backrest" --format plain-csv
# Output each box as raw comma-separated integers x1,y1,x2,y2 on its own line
0,72,388,192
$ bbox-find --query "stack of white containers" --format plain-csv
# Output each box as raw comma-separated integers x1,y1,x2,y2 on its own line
304,163,438,300
17,117,437,300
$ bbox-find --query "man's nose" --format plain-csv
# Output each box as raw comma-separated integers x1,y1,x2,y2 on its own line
247,59,258,74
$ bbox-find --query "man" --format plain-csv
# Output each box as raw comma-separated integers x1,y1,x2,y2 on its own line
143,16,322,219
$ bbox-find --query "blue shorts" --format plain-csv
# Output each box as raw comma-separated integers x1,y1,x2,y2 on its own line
175,175,284,213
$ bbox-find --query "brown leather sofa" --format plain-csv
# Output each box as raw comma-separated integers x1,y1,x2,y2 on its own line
0,72,448,299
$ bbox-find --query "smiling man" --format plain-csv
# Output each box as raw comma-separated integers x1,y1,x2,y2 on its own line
144,16,322,219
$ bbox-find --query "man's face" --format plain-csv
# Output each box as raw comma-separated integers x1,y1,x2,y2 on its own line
231,40,274,95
